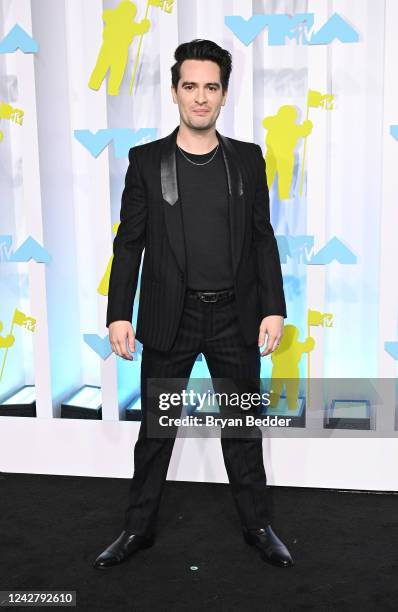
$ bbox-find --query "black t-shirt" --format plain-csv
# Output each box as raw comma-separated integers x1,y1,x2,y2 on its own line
176,143,234,291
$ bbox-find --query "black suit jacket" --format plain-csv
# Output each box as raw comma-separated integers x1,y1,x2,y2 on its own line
106,125,287,352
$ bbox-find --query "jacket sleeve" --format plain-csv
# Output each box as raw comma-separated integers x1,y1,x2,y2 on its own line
106,146,147,327
253,144,287,319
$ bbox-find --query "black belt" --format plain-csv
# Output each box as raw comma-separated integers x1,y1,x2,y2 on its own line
186,288,235,303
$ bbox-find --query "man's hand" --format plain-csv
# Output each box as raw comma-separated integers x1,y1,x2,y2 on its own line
258,315,284,357
109,321,136,360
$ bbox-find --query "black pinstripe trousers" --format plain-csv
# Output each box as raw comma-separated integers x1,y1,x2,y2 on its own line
124,290,271,536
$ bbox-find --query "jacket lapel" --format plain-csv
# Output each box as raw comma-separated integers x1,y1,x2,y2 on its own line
160,125,246,282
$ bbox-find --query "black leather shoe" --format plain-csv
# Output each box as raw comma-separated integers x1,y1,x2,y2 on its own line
243,525,294,567
93,530,154,569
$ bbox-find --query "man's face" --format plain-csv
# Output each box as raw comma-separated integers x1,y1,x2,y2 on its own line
171,59,227,131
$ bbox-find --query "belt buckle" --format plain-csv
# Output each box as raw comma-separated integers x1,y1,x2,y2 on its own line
200,292,218,303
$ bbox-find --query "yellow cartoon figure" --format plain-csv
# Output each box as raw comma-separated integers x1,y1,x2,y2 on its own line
268,324,315,410
0,320,15,349
0,101,24,144
0,102,24,124
0,309,36,381
88,0,150,96
97,222,120,295
262,106,313,200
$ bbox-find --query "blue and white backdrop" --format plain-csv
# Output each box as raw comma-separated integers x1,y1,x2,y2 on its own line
1,0,398,490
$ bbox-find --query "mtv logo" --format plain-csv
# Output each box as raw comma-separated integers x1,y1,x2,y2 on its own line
74,128,157,158
225,12,359,47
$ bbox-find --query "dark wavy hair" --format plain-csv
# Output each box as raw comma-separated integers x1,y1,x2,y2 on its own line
171,39,232,93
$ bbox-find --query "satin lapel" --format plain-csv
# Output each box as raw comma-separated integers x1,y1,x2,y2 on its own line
161,126,186,278
216,129,246,279
160,125,246,280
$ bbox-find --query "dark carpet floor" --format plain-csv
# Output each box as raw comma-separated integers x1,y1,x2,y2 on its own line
1,471,398,611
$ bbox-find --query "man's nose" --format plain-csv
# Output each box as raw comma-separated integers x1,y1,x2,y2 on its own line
195,89,208,104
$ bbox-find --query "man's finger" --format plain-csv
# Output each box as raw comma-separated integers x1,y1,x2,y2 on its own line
271,337,281,352
263,336,281,356
121,338,134,359
123,336,134,360
258,328,266,347
260,334,277,356
115,339,133,360
127,329,135,353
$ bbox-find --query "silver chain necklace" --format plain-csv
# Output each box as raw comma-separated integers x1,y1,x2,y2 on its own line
177,143,219,166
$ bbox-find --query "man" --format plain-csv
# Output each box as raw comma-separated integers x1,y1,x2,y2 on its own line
94,39,293,570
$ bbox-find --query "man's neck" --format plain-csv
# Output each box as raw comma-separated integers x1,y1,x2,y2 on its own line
176,124,219,154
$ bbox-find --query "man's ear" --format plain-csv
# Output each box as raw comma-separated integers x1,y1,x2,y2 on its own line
221,89,228,106
171,85,177,104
